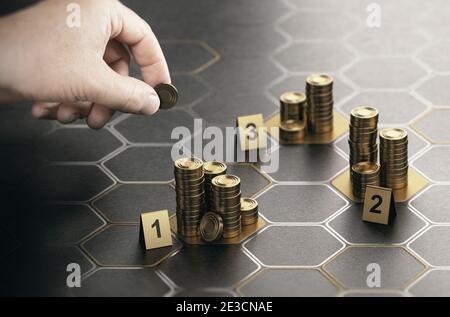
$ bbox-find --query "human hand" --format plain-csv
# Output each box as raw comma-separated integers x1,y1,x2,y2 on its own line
0,0,170,128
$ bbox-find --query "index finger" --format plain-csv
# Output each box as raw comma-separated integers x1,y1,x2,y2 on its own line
113,2,171,87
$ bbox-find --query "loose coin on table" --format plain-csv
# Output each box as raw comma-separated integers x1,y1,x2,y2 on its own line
200,212,224,242
155,83,179,109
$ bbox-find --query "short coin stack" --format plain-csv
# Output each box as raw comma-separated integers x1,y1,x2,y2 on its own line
240,198,259,226
351,162,380,200
203,161,227,212
306,74,334,134
211,174,242,239
279,92,307,143
174,157,205,238
349,106,379,169
380,128,408,190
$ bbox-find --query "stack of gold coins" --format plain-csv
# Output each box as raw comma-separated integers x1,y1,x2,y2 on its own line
211,174,242,239
279,120,306,143
306,74,334,134
203,161,227,211
279,92,307,143
349,106,379,170
174,157,205,238
280,92,307,122
380,128,408,190
240,198,259,226
351,162,380,200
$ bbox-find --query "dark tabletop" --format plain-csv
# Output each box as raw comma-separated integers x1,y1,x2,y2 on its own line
1,0,449,297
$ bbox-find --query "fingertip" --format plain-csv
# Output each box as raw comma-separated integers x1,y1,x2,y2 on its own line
87,104,115,129
32,102,59,119
31,104,46,118
141,92,160,115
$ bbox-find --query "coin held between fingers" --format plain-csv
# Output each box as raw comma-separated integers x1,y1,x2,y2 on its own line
155,83,178,110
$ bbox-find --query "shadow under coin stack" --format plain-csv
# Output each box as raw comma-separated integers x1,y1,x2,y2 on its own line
203,161,227,212
211,174,242,239
349,106,379,169
240,198,259,226
279,92,307,143
351,162,380,200
306,74,334,134
174,157,205,238
380,128,408,190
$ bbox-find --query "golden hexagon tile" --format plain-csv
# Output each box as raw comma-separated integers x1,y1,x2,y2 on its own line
264,111,348,144
332,168,429,203
170,216,266,245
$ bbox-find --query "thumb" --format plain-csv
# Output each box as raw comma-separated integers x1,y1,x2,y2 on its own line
86,63,160,115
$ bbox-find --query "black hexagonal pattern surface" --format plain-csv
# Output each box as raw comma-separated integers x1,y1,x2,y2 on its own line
0,0,447,297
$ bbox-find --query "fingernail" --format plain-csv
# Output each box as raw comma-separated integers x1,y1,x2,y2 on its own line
141,94,160,115
37,108,50,118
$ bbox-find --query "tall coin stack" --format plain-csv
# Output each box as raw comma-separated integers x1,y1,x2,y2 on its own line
306,74,334,134
203,161,227,211
279,92,307,143
380,128,408,190
174,157,205,238
211,174,242,239
351,162,380,200
349,106,379,170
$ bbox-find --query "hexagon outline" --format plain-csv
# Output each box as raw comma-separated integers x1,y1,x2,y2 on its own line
405,268,449,296
91,183,176,225
407,224,450,268
274,42,356,73
409,183,450,225
242,224,346,269
161,39,220,75
323,245,428,290
111,109,199,146
80,224,182,268
342,56,428,90
50,202,109,245
338,289,406,297
101,144,175,183
410,145,450,183
325,204,428,246
38,163,117,204
43,126,126,164
78,266,175,297
411,106,450,144
253,183,349,225
234,267,342,297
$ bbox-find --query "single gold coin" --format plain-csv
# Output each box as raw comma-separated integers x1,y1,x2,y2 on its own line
174,157,203,171
203,161,227,175
155,83,178,110
280,120,306,132
351,106,379,119
380,128,408,141
212,174,241,188
306,74,333,87
240,198,258,212
352,161,380,175
200,212,224,242
280,92,306,104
